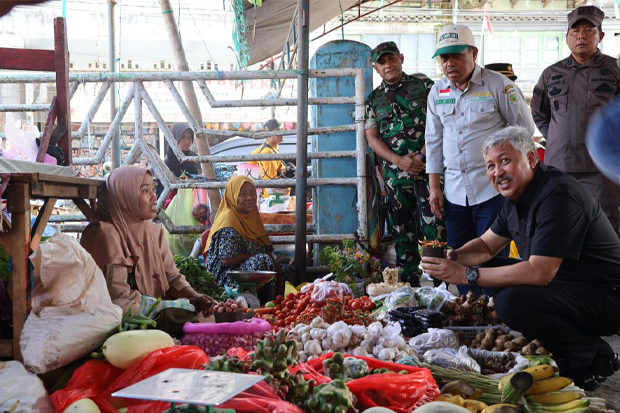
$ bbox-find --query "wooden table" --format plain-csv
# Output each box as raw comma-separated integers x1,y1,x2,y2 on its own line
0,173,103,361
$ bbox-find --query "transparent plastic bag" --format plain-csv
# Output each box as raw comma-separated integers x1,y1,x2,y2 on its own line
311,281,344,304
423,346,481,373
467,348,529,379
414,287,447,312
384,286,417,311
408,328,460,354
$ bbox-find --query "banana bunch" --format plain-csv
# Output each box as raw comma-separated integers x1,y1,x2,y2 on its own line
435,380,488,412
497,364,590,413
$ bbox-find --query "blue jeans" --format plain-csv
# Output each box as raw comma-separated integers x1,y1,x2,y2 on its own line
445,194,509,295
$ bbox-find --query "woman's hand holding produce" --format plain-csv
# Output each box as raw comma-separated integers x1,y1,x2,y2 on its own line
193,294,217,317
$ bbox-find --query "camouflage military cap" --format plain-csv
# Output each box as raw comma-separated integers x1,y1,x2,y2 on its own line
371,41,400,63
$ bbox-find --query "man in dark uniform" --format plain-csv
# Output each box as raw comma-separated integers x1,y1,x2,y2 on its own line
422,126,620,391
531,5,620,232
364,41,446,286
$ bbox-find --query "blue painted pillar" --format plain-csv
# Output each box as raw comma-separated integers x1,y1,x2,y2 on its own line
310,40,373,247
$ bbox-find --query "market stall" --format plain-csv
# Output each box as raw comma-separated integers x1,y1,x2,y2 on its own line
2,234,616,413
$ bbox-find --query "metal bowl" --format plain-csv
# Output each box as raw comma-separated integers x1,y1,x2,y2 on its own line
227,270,276,284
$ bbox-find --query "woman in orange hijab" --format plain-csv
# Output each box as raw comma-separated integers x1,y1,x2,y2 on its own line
204,175,295,301
81,165,216,317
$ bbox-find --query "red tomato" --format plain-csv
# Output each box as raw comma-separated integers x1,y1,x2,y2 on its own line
286,301,295,309
275,295,284,304
351,301,362,310
286,293,295,300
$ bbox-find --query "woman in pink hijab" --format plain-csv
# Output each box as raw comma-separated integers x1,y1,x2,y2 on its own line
81,165,215,318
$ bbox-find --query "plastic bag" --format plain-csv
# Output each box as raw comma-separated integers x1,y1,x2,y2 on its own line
51,346,208,413
311,281,344,304
3,113,39,162
217,380,305,413
305,353,440,413
467,348,529,379
0,361,54,413
163,188,202,255
422,346,481,373
408,328,460,355
22,234,123,374
384,286,418,311
182,318,271,356
414,287,447,312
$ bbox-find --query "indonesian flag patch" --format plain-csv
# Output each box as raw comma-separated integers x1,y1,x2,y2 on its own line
439,88,451,97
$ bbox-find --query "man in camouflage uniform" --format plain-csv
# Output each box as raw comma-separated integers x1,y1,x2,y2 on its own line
365,41,446,286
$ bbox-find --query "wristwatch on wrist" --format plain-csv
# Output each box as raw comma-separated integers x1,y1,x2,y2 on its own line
418,152,426,163
465,266,479,286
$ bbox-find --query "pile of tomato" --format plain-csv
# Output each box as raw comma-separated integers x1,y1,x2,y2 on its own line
254,291,377,328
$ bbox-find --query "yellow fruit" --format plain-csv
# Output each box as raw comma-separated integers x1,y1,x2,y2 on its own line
525,398,589,412
463,400,489,411
436,394,454,402
468,388,482,400
526,391,581,404
522,364,556,381
481,404,519,413
449,395,466,406
525,376,572,395
498,374,514,392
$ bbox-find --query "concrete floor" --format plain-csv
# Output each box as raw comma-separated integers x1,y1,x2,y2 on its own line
588,335,620,411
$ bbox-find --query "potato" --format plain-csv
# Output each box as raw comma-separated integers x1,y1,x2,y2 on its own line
535,347,549,355
505,342,520,352
505,334,515,341
491,346,503,352
476,332,486,342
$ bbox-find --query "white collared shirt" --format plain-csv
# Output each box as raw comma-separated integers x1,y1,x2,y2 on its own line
425,64,535,206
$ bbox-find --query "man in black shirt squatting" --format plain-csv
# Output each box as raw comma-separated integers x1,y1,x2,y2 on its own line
421,125,620,391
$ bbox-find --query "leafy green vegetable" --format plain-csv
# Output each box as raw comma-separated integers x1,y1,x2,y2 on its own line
174,255,226,301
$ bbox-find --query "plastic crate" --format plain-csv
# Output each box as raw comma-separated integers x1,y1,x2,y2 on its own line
444,326,510,341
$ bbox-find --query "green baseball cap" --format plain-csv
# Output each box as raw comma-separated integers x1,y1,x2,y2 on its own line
371,41,400,63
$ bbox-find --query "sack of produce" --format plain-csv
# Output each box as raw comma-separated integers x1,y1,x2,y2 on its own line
467,348,529,378
408,328,460,354
181,318,271,356
422,345,481,373
0,361,53,413
21,234,123,374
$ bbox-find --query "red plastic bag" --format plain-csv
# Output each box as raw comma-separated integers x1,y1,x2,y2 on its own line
218,380,305,413
51,346,209,413
305,353,440,413
50,361,124,413
227,347,252,360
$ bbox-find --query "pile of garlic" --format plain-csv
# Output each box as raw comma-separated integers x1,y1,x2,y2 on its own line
287,317,418,363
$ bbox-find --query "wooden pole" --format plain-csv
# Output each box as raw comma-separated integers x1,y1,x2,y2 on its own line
159,0,221,210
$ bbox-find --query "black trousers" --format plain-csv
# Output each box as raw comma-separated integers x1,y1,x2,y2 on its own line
482,258,620,371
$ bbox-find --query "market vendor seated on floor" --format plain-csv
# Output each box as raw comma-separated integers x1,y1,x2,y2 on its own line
80,165,217,324
203,175,296,303
421,125,620,391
